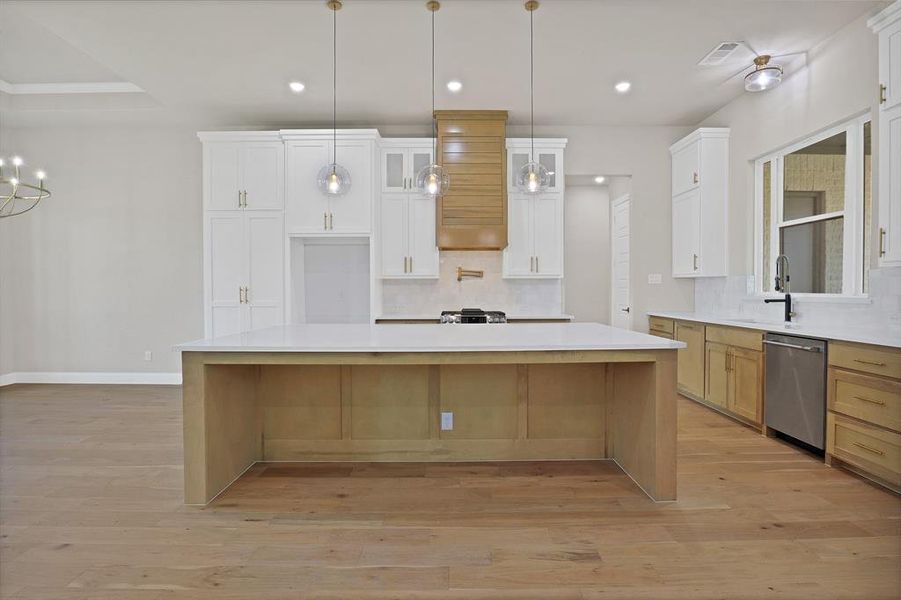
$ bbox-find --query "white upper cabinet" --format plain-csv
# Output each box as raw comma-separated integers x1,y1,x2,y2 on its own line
378,193,438,279
204,139,284,211
507,139,565,194
872,4,901,266
669,128,729,278
503,192,564,279
283,131,378,234
381,143,433,193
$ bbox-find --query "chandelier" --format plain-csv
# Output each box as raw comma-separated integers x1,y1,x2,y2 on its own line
1,156,51,219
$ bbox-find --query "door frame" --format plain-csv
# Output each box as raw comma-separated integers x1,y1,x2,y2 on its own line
610,193,632,330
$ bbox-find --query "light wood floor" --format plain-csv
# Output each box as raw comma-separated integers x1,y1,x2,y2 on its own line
0,384,899,599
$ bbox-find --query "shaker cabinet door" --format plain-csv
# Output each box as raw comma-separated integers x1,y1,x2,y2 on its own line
241,144,284,210
286,142,331,233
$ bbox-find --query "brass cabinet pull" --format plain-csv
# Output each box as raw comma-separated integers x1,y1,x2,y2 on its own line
693,254,699,271
854,358,887,367
329,213,334,230
239,286,248,304
852,441,885,456
725,350,731,372
535,256,539,272
880,83,887,105
409,256,413,272
692,172,698,184
244,286,249,304
879,227,886,257
242,190,248,208
853,395,886,406
238,190,243,208
324,212,328,230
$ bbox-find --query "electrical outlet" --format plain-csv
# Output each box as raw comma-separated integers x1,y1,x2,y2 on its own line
441,411,454,431
647,273,662,284
144,350,153,362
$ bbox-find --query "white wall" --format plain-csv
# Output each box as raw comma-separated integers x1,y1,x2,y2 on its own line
564,185,610,323
700,11,881,274
0,125,203,374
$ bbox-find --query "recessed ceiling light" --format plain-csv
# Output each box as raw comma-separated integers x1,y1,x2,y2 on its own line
614,81,631,94
446,80,462,93
288,81,305,93
594,176,606,184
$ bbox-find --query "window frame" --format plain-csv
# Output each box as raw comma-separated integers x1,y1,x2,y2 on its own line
753,112,870,299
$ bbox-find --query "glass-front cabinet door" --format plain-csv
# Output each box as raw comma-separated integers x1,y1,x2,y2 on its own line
507,146,564,193
381,150,407,193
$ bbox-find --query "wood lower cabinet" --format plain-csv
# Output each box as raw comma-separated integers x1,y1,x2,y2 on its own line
703,332,764,429
705,342,729,409
827,341,901,492
675,321,705,399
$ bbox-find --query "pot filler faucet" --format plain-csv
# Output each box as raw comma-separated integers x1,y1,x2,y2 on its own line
765,254,794,322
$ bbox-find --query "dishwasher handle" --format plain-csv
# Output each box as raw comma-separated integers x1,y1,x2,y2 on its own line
763,339,823,353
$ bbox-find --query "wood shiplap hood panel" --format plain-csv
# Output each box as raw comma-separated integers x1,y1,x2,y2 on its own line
435,110,508,250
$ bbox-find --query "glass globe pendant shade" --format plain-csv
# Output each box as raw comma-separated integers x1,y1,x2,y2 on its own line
317,163,352,196
415,163,449,197
744,65,783,92
516,161,550,194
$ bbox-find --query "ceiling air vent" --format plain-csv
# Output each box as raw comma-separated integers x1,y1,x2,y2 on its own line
698,42,743,66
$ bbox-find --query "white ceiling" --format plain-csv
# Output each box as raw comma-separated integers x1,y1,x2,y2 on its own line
0,0,885,128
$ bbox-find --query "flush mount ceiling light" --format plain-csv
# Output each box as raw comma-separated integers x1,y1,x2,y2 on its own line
316,0,351,197
288,81,305,93
594,176,606,184
416,1,450,198
614,81,631,94
446,80,462,93
0,156,51,219
515,0,550,195
744,55,783,92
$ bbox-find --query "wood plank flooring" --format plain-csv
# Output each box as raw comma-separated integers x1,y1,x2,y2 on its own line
1,383,899,599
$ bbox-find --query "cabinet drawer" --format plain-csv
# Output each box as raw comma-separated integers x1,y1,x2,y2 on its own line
650,331,674,340
829,342,901,379
649,317,674,336
828,368,901,432
705,325,763,352
827,413,901,488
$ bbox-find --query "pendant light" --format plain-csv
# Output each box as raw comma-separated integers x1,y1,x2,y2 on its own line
516,0,550,195
317,0,351,196
415,0,450,198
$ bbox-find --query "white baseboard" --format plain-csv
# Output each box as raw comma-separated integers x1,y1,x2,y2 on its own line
0,372,182,387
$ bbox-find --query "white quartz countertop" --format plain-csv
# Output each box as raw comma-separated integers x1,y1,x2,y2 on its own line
375,314,575,321
176,323,684,353
647,311,901,349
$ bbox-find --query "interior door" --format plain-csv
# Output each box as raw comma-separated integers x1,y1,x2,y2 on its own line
328,141,372,233
705,342,729,408
246,213,284,331
675,321,705,398
286,142,330,233
408,195,439,277
729,347,763,424
241,144,283,210
611,195,631,329
380,195,408,277
672,188,701,276
208,213,245,337
504,194,534,276
208,143,241,211
532,194,562,276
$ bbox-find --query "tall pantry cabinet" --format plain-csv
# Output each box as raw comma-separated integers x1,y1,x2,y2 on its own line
200,133,285,338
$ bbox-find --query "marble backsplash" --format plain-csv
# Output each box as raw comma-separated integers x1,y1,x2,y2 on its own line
380,251,564,316
695,266,901,332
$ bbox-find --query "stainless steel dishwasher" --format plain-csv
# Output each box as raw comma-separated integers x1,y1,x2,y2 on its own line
764,333,827,450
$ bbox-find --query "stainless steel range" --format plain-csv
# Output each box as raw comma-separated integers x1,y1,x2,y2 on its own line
440,308,507,324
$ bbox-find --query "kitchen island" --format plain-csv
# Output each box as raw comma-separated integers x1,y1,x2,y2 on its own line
176,323,684,504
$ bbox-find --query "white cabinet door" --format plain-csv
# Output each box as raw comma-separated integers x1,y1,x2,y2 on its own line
208,144,241,211
537,149,564,193
672,188,701,277
328,140,372,233
381,149,407,193
410,148,434,189
246,213,284,330
408,195,438,277
533,194,562,276
671,140,700,196
241,144,283,210
504,194,534,276
380,195,408,277
879,104,901,265
509,150,531,189
880,19,901,111
286,142,330,233
208,213,245,337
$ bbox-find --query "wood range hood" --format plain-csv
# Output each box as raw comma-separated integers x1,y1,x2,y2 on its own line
435,110,508,250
